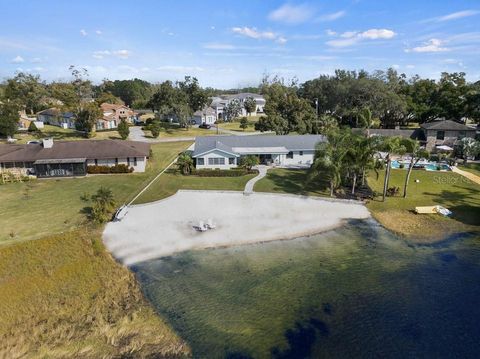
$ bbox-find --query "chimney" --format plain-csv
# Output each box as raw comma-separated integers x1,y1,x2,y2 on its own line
43,138,54,148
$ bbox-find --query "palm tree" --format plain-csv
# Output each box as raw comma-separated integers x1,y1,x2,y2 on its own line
358,107,373,137
310,130,349,197
176,152,194,175
91,187,116,223
401,139,429,198
378,137,406,202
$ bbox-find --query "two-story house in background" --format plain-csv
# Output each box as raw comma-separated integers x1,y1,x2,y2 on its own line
97,103,136,130
420,119,476,151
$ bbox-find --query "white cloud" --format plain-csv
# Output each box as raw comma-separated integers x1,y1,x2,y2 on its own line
95,30,102,35
203,43,236,50
232,26,287,44
92,49,131,59
406,64,415,69
326,28,396,47
405,38,449,53
31,57,42,63
437,10,479,22
11,55,24,63
80,29,87,36
113,50,131,59
268,3,313,24
360,29,396,39
232,27,276,40
392,64,400,69
317,10,346,22
326,29,337,36
210,26,216,30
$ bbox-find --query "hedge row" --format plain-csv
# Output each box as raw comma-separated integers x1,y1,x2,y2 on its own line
87,164,134,174
193,169,258,177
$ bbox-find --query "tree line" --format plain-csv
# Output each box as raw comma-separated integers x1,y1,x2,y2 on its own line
1,67,479,138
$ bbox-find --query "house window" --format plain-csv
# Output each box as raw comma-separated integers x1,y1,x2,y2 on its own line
458,131,466,139
299,151,303,156
115,158,118,165
94,159,98,166
208,158,225,165
229,158,235,165
287,151,294,159
134,157,137,166
127,157,130,166
436,131,445,140
197,158,205,166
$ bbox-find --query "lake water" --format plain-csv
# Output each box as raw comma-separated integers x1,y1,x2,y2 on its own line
132,220,480,358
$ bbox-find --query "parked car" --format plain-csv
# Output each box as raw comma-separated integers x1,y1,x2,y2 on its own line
27,140,40,144
199,123,211,129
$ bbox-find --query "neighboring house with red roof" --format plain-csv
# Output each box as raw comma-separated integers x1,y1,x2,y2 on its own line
97,103,136,130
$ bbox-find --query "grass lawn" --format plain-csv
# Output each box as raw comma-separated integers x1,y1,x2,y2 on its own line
0,141,194,356
143,125,213,139
460,163,480,178
255,168,480,242
367,169,480,242
0,141,191,244
134,170,257,204
0,229,190,358
254,168,330,197
9,125,123,144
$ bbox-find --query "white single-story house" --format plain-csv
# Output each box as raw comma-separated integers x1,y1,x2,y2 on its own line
0,139,150,177
192,135,325,169
192,107,216,125
37,108,76,129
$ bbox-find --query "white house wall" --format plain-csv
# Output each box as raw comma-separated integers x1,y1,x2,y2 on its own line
196,150,237,169
282,150,315,166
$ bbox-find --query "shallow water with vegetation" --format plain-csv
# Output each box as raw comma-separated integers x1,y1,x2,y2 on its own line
133,220,480,358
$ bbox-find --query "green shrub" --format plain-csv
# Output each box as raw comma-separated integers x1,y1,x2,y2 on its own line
87,164,133,174
117,119,130,140
194,169,258,177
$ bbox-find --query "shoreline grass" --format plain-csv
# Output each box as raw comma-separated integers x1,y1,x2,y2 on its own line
0,229,190,358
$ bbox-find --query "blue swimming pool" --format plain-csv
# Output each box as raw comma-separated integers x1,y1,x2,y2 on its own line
391,160,450,171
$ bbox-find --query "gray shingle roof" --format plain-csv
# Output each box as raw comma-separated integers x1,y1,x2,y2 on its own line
0,140,150,163
192,135,326,157
421,119,475,131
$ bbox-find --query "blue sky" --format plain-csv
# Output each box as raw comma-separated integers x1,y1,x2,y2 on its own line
1,0,479,88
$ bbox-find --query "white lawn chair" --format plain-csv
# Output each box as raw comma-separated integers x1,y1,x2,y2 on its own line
193,220,208,232
206,219,216,230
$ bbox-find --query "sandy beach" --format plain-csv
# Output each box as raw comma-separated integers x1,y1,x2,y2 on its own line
103,190,371,265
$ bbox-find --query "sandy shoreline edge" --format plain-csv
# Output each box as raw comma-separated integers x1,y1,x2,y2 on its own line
104,191,371,265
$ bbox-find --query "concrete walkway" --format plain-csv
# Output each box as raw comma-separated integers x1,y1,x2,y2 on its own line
451,166,480,185
244,165,269,194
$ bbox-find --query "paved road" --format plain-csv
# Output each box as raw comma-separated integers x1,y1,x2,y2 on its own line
244,165,269,195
